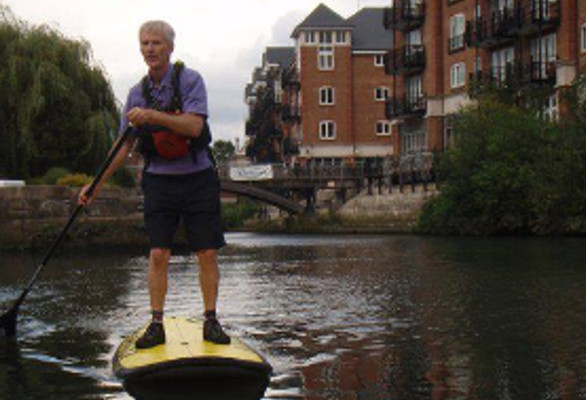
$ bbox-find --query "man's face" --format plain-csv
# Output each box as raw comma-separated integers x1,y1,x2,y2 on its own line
139,30,173,72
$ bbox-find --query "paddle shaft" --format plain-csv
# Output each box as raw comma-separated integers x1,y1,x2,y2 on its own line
6,127,133,314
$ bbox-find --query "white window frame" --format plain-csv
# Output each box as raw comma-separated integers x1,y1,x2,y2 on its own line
450,14,466,51
374,54,385,67
406,75,423,103
491,46,515,82
335,31,346,44
375,87,390,101
376,121,391,136
451,62,466,88
319,120,336,140
319,86,335,105
531,33,556,62
318,45,334,70
305,31,315,44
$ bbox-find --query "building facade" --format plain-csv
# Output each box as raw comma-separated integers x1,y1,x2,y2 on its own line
385,0,585,154
245,1,586,163
246,4,394,164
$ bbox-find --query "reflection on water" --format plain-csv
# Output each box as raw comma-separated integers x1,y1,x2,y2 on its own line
2,234,586,399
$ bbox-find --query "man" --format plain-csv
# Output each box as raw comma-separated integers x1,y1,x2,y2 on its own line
79,20,230,348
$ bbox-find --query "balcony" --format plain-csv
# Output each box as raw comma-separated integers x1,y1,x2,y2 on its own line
282,68,301,90
518,0,561,36
383,1,425,32
385,95,426,119
384,45,426,76
528,60,556,84
281,104,301,123
469,61,555,92
465,7,522,48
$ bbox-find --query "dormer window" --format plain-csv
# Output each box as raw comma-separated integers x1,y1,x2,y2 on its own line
374,54,384,67
319,31,332,44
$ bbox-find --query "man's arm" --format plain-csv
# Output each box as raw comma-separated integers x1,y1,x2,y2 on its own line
126,108,204,139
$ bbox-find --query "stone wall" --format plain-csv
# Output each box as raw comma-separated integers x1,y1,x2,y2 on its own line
0,183,436,248
0,185,145,248
336,184,437,232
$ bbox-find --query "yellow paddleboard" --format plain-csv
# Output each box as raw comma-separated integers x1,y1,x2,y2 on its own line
113,316,272,399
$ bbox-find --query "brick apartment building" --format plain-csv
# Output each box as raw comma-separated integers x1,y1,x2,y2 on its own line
245,4,393,164
245,1,586,163
386,0,586,153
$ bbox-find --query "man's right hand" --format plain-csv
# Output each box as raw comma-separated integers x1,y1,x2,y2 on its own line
78,184,98,206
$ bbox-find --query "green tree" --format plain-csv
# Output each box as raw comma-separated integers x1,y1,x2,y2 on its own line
212,139,235,163
0,5,119,180
419,77,586,236
419,97,554,235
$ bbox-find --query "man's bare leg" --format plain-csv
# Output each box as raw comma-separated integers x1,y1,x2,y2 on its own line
197,249,230,344
136,247,171,349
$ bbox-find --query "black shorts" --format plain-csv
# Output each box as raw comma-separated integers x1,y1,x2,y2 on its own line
141,168,226,252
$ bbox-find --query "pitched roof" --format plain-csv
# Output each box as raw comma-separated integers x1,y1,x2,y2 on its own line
291,3,353,38
264,47,295,69
348,8,393,51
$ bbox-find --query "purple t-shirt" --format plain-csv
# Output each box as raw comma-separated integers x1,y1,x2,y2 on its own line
120,63,212,175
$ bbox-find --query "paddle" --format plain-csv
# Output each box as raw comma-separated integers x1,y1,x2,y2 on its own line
0,126,134,338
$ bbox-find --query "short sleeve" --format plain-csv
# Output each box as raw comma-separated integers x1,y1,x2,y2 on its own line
181,69,208,118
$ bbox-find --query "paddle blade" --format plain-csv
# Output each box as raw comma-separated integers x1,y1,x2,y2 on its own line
0,305,17,337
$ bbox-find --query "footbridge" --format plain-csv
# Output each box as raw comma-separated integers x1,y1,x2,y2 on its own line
220,181,305,214
217,153,434,215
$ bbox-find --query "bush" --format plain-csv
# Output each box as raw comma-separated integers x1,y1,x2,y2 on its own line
30,166,71,185
418,98,554,235
221,200,261,229
56,173,93,187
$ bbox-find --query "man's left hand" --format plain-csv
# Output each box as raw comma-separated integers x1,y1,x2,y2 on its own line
127,107,156,126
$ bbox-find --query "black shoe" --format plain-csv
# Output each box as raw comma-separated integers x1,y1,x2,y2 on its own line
203,318,231,345
136,322,165,349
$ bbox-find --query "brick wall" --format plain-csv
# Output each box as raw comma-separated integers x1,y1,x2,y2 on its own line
300,45,353,148
352,54,393,145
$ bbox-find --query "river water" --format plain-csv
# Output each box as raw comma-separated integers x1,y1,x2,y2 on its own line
2,233,586,399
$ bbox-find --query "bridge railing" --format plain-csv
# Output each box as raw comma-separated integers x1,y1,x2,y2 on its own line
217,152,435,193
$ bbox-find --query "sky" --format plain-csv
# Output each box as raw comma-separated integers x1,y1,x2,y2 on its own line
2,0,391,146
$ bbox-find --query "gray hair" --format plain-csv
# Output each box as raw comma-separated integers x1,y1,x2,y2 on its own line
139,20,175,45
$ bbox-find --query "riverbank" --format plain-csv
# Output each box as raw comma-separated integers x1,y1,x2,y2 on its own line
0,184,435,249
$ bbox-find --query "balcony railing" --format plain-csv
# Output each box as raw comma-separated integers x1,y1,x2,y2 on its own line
467,1,560,48
384,45,426,76
528,60,556,83
469,61,556,91
383,1,425,32
465,7,521,48
281,104,301,123
282,69,301,90
385,95,426,119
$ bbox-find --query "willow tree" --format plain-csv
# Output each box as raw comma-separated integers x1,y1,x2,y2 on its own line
0,5,119,179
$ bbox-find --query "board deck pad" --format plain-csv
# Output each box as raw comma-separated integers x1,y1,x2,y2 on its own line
113,316,272,396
